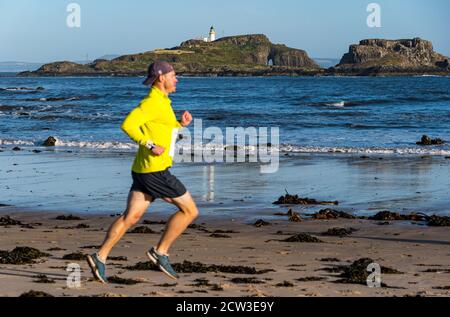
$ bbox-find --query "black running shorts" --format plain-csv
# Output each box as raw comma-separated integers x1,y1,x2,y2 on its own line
130,169,187,201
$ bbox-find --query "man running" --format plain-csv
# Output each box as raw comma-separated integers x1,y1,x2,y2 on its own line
87,61,198,283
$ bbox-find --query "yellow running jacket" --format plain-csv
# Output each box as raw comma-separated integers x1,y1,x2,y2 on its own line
121,87,182,173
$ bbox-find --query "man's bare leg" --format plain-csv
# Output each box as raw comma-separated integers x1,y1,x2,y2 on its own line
97,191,152,262
156,191,199,255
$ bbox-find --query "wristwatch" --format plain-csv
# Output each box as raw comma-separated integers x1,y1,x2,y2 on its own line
145,140,156,150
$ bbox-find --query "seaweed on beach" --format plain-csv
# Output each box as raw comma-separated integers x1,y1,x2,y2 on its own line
128,226,158,234
209,233,231,238
281,233,324,243
368,212,450,226
47,247,66,251
0,247,50,264
55,214,84,221
108,256,128,261
368,211,426,221
274,209,302,222
427,215,450,227
210,284,224,291
213,230,239,234
188,278,212,287
56,223,90,229
0,215,22,226
19,290,54,297
126,260,274,275
188,223,210,233
142,220,167,225
230,277,265,284
323,258,403,285
296,276,326,282
275,281,295,287
253,219,271,227
62,252,86,261
155,283,177,287
288,210,302,222
273,191,338,206
311,209,357,220
80,245,101,249
33,274,55,284
74,223,90,229
322,227,358,237
319,258,341,262
421,268,450,273
108,276,141,285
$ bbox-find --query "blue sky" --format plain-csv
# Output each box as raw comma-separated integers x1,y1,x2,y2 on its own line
1,0,449,62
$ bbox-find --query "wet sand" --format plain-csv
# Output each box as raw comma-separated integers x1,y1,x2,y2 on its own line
1,208,449,297
1,150,450,219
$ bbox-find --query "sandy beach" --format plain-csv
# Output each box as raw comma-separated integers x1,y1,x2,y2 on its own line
1,207,449,297
1,147,450,297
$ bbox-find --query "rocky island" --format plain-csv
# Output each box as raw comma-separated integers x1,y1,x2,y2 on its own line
329,38,450,76
19,35,450,77
19,34,321,77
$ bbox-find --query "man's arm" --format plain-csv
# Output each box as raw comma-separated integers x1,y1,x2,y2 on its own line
121,106,165,155
121,107,149,146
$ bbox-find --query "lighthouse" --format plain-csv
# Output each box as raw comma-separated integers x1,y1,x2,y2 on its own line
209,26,216,42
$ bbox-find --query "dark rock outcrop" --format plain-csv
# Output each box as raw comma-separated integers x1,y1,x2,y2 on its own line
416,135,445,146
43,136,57,147
330,38,450,76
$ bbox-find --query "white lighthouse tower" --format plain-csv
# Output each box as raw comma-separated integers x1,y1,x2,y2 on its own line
209,26,216,42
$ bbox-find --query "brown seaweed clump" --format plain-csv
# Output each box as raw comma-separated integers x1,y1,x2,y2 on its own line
0,247,50,265
230,277,265,284
209,233,231,238
296,276,326,282
311,209,356,220
427,215,450,227
368,211,450,226
187,224,210,233
322,227,358,237
287,209,302,222
55,214,84,221
368,211,426,221
19,290,54,297
0,216,38,228
33,274,55,284
108,276,141,285
188,278,223,291
275,281,295,287
126,260,274,275
253,219,271,227
108,256,128,261
62,252,86,261
273,192,338,206
327,258,403,285
0,215,22,226
282,233,324,243
128,226,158,234
142,220,167,225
